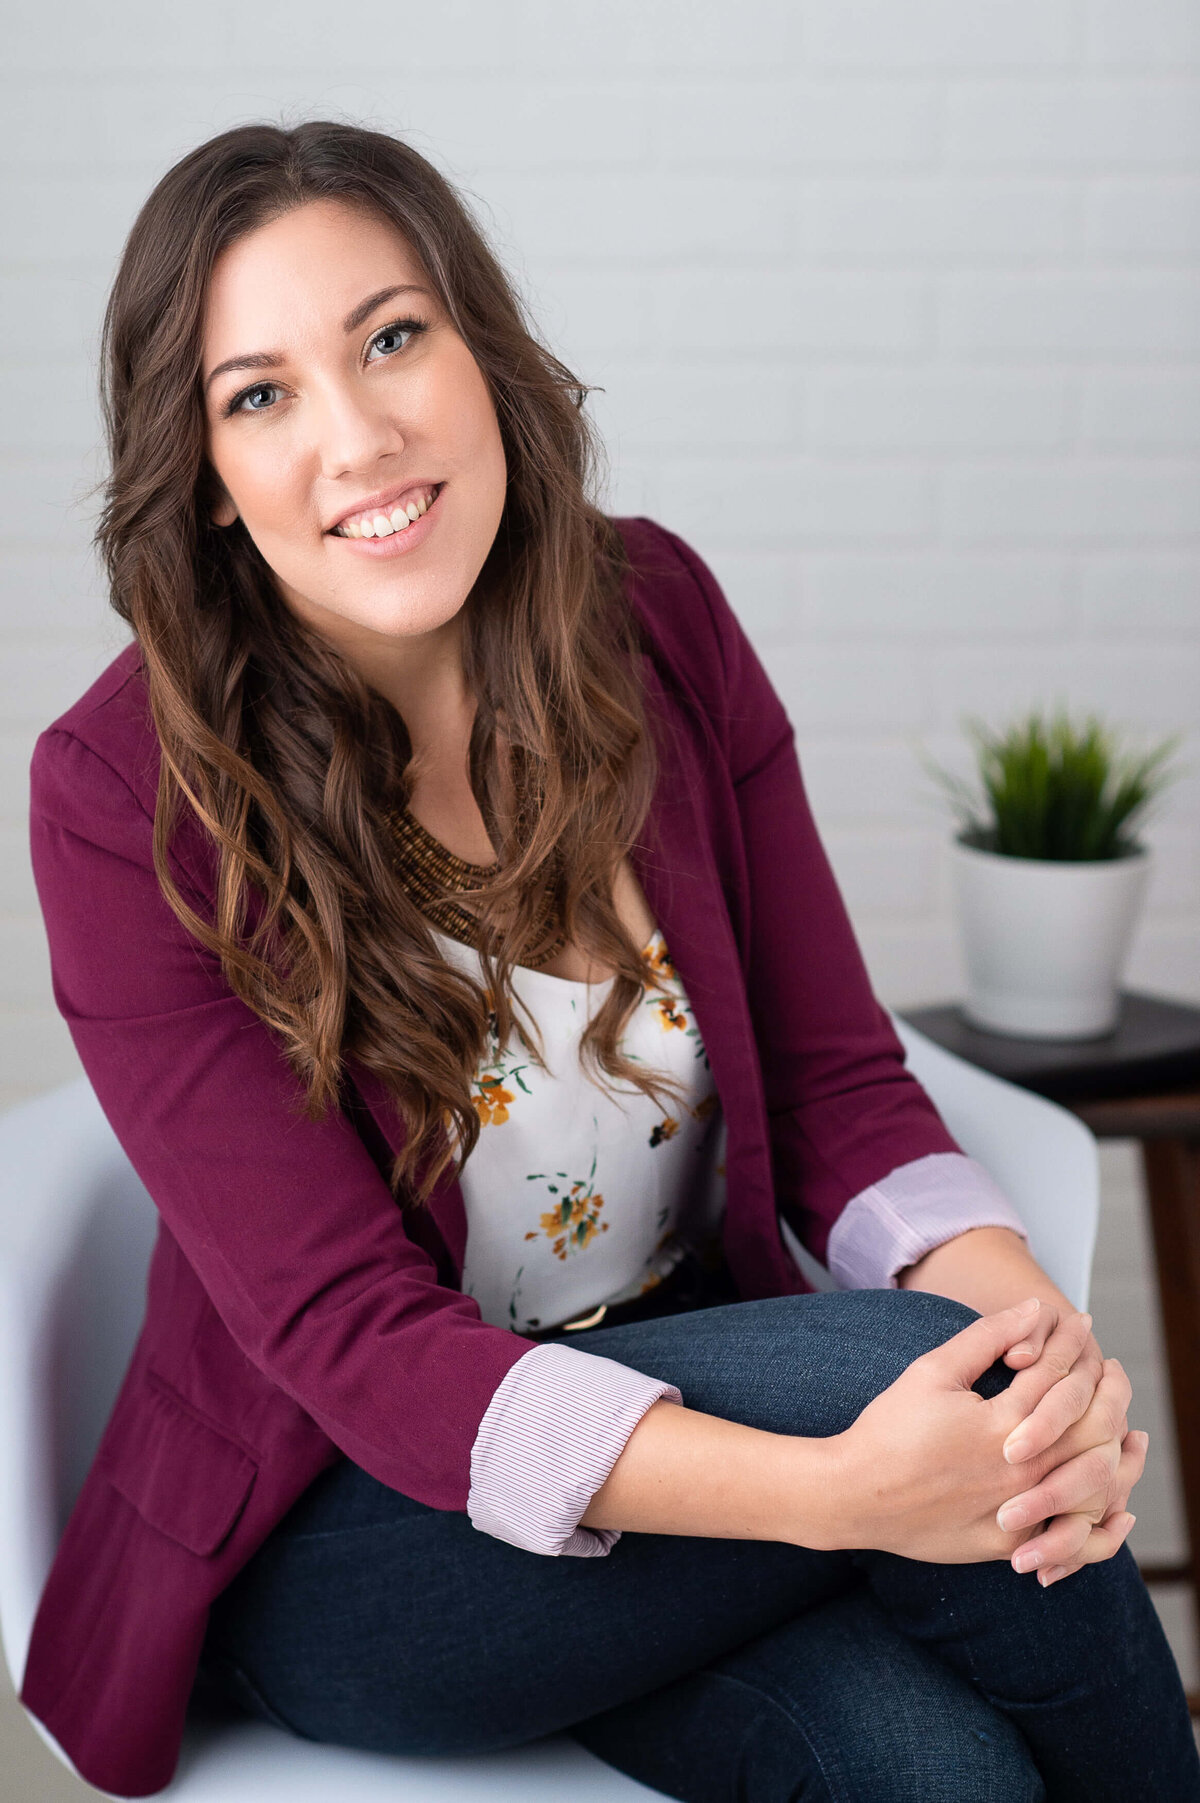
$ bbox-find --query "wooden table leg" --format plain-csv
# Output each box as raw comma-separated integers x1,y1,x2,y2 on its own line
1140,1134,1200,1715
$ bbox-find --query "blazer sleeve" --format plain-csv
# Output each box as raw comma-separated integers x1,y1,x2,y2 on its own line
28,725,681,1554
647,523,1030,1284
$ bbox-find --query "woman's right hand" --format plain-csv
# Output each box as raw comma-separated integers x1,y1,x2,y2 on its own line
827,1298,1122,1565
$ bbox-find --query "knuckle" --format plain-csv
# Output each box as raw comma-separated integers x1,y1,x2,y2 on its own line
1036,1480,1063,1516
1099,1399,1123,1441
1070,1372,1096,1416
1083,1449,1113,1493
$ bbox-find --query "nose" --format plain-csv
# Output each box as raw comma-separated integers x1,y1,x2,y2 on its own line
313,378,406,481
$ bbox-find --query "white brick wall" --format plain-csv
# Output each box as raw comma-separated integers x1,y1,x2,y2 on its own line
0,18,1195,1031
0,0,1189,1067
1,8,1199,1741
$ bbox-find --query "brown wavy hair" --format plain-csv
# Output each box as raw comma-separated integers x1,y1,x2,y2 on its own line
93,117,689,1208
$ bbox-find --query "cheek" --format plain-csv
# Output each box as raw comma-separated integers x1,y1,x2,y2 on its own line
217,437,311,533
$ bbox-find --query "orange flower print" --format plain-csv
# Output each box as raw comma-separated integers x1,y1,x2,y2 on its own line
471,995,532,1126
649,1116,679,1147
691,1093,718,1123
642,988,711,1070
643,937,678,986
655,997,688,1032
472,1074,516,1126
524,1156,609,1260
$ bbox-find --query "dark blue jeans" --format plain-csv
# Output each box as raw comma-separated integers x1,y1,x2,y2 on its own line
195,1286,1200,1802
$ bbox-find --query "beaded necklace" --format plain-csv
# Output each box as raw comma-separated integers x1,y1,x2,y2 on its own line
385,803,568,971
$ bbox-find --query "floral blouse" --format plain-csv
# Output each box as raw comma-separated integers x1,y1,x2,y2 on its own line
431,923,729,1335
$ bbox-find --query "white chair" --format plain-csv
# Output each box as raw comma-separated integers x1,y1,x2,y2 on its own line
0,1017,1099,1799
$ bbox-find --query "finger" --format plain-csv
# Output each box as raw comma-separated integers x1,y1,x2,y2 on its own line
1008,1354,1132,1471
1003,1353,1131,1477
1000,1330,1110,1465
994,1312,1088,1449
997,1441,1119,1534
932,1298,1057,1391
1012,1510,1096,1574
1007,1430,1148,1571
1039,1509,1136,1587
1002,1307,1057,1368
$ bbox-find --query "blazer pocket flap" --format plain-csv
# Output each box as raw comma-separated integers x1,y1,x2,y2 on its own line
97,1370,258,1557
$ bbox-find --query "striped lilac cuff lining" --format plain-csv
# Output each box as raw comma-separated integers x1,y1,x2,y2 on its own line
467,1339,683,1558
825,1151,1030,1292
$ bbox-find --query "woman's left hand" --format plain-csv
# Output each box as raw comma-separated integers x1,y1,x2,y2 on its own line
993,1309,1148,1586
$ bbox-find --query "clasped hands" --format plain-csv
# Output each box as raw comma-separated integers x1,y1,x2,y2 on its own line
992,1296,1147,1587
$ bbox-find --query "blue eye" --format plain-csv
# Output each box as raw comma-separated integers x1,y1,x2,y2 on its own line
220,316,428,418
366,316,427,361
223,382,280,418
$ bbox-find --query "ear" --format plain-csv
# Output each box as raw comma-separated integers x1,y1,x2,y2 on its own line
202,463,239,528
211,486,239,529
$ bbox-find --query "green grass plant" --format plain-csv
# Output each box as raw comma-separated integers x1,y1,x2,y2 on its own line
922,707,1183,862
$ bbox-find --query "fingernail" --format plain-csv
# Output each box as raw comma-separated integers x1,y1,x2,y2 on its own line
1013,1547,1041,1572
1123,1513,1137,1534
1039,1565,1068,1586
1009,1342,1034,1359
997,1504,1025,1530
1079,1313,1093,1332
1004,1436,1032,1464
1015,1297,1041,1316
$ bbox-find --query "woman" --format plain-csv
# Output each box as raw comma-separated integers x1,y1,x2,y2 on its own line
21,120,1199,1801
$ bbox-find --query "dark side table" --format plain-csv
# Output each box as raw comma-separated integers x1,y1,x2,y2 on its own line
898,990,1200,1712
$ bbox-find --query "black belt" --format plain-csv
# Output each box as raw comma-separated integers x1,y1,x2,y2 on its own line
520,1245,740,1342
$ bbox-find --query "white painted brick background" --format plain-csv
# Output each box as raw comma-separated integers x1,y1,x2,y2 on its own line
1,4,1199,1785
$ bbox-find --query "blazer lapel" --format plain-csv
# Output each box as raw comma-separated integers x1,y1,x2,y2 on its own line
629,663,804,1300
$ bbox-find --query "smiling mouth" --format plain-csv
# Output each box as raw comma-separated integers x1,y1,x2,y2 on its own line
329,482,443,539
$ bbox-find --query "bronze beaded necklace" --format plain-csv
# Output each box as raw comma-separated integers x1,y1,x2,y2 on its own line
385,803,568,971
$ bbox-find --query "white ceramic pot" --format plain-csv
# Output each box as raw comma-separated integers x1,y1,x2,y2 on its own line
950,838,1152,1040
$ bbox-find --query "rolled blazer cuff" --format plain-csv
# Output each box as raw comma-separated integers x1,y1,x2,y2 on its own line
825,1151,1031,1292
467,1340,683,1556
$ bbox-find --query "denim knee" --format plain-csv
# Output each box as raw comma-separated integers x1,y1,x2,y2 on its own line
576,1286,1017,1448
659,1665,1045,1803
867,1286,1017,1400
768,1286,1014,1439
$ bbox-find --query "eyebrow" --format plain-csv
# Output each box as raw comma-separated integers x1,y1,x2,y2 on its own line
203,283,433,396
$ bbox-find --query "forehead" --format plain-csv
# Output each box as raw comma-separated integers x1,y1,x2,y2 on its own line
202,199,428,351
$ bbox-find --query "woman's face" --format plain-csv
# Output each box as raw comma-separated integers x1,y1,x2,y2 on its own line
201,198,508,661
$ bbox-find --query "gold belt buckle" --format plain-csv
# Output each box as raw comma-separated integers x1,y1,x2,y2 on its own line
560,1302,608,1332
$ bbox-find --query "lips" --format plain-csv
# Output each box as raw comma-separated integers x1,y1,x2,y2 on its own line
326,479,443,535
326,477,445,556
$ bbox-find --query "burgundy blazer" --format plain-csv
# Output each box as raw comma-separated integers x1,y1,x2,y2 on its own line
20,516,967,1795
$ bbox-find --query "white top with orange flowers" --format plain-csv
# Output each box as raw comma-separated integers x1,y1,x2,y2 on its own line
430,922,728,1336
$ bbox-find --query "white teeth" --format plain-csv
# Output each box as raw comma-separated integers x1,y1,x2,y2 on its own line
334,485,438,538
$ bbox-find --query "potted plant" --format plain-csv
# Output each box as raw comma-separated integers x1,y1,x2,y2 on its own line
923,708,1183,1040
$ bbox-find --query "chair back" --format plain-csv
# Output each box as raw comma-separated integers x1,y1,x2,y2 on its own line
0,1077,158,1693
780,1013,1100,1315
